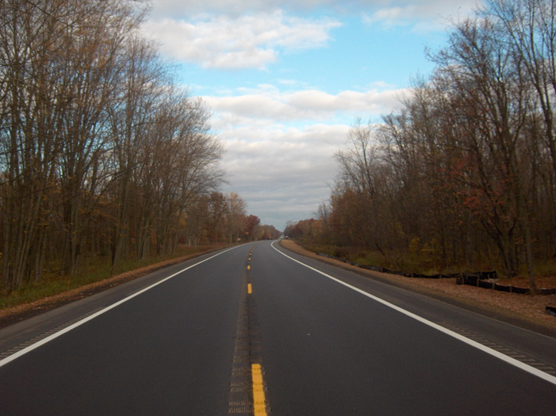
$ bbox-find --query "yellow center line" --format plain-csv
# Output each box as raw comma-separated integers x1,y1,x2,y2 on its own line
247,265,251,270
251,363,268,416
248,283,252,294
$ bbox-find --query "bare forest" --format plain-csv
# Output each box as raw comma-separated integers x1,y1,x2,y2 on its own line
0,0,279,294
287,0,556,291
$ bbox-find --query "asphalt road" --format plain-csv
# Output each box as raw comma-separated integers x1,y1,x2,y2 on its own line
1,241,556,415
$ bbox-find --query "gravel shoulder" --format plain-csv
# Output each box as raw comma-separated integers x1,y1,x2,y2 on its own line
280,239,556,338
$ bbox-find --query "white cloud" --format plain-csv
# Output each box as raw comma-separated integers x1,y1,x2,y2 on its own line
141,0,482,228
142,11,341,69
202,84,406,228
363,0,482,31
219,123,350,228
148,0,336,18
148,0,482,32
202,84,408,124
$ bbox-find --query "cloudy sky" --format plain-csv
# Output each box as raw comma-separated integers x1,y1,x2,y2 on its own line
142,0,481,230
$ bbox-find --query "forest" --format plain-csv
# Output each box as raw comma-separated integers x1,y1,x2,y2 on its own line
286,0,556,291
0,0,279,294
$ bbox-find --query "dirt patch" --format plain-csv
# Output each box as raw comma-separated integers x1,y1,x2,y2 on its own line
0,247,224,329
280,239,556,337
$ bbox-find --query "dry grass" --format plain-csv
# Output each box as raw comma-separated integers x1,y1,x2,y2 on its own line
280,239,556,333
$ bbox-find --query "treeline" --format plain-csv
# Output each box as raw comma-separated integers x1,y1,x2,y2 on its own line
184,192,281,246
0,0,267,293
289,0,556,290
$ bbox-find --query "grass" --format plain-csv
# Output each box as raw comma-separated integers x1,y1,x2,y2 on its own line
0,243,229,310
533,261,556,277
294,239,555,278
299,241,411,271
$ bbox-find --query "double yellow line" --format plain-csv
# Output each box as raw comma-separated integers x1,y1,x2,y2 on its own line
251,363,267,415
247,283,267,415
246,251,268,416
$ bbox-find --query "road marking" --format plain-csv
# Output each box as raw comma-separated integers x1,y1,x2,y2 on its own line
271,242,556,386
252,363,268,416
229,252,269,415
0,245,243,368
247,265,251,270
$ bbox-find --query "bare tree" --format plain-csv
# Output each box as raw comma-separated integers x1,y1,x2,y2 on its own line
322,0,553,286
226,192,247,243
0,0,227,291
108,35,166,268
55,0,141,275
0,0,78,290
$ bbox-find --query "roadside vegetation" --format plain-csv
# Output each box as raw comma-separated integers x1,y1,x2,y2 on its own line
0,243,226,310
286,0,556,292
0,0,280,306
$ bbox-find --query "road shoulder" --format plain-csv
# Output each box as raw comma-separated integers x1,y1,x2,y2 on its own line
279,239,556,339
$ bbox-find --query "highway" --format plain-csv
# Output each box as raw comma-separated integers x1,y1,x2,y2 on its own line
1,241,556,415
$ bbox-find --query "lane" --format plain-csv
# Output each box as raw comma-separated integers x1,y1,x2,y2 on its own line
0,247,246,357
271,242,556,370
272,243,556,382
250,241,556,415
0,244,253,416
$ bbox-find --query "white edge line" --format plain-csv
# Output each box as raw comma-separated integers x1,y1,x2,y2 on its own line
0,245,241,368
271,241,556,386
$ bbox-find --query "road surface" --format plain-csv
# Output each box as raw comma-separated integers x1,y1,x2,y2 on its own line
1,241,555,415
